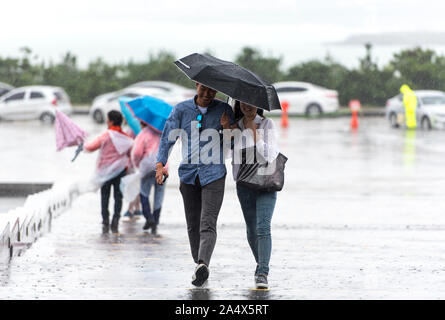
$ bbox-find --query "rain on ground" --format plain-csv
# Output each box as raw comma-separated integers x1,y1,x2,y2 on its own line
2,115,445,299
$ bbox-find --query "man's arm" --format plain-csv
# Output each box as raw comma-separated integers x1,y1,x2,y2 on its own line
156,105,181,184
156,105,181,166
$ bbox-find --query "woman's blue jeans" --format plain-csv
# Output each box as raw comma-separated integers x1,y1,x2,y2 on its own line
236,184,277,276
140,171,166,226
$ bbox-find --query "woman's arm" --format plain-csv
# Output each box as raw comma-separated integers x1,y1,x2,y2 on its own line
84,131,108,152
255,119,279,162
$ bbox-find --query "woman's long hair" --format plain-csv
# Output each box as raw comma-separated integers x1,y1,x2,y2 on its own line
233,100,264,121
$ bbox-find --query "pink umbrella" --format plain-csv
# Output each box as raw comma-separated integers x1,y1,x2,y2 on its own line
54,110,87,161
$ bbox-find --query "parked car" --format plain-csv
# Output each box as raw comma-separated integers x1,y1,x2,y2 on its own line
0,82,14,97
89,87,176,123
386,90,445,130
272,81,339,116
91,81,194,116
127,81,195,100
0,86,72,123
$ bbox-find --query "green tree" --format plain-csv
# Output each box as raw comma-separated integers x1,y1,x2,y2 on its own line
235,47,283,83
121,51,192,89
390,47,445,90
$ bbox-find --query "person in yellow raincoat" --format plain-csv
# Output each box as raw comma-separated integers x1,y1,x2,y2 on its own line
400,84,417,129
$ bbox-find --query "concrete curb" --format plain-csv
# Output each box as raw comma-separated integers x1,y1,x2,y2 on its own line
0,183,53,197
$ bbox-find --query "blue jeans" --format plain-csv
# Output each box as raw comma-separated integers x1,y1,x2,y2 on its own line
236,184,277,276
140,171,166,225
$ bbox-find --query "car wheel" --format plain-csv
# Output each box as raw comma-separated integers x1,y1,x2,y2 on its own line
389,113,399,128
305,104,322,117
40,112,55,124
421,116,432,130
93,110,105,124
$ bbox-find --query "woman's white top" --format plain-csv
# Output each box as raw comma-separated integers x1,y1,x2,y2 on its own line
231,115,279,181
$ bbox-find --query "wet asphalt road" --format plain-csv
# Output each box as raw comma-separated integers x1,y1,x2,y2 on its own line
3,115,445,299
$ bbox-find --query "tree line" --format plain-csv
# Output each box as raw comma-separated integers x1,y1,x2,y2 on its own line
0,45,444,106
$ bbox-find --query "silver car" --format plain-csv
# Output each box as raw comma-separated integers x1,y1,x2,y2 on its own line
0,86,72,123
90,81,195,121
0,82,13,97
272,81,339,116
385,90,445,130
89,87,177,124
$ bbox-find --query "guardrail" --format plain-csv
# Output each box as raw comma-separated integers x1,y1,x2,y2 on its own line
0,182,80,263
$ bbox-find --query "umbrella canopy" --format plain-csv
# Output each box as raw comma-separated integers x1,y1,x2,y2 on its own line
126,96,173,133
54,110,87,151
174,53,281,111
119,96,142,136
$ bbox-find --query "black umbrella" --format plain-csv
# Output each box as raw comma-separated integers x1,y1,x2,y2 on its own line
174,53,281,111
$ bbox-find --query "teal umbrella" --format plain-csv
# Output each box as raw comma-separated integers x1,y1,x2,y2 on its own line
119,96,142,135
126,96,173,133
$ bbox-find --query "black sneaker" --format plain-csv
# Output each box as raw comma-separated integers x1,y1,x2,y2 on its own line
143,221,154,231
191,263,209,287
111,217,119,233
255,274,268,289
151,225,158,235
102,220,109,233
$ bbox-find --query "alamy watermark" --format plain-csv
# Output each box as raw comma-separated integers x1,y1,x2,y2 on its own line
165,122,277,175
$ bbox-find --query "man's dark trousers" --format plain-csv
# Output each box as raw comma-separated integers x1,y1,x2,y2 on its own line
179,175,226,266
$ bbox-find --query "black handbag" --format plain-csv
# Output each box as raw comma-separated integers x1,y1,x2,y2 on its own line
236,146,288,192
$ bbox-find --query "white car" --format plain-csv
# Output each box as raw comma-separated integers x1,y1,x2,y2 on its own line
0,86,72,123
272,81,339,116
386,90,445,130
0,82,13,97
127,81,195,100
89,87,177,123
91,81,196,114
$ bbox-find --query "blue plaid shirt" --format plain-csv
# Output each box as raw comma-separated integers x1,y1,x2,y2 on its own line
156,97,235,186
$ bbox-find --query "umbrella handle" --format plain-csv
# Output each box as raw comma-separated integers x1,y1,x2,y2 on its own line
71,142,84,162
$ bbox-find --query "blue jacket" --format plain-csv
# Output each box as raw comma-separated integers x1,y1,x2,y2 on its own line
156,97,235,186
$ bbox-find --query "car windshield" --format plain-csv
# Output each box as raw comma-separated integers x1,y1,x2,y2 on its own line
421,96,445,105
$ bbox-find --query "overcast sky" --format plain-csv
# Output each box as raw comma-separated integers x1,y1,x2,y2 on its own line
1,0,445,68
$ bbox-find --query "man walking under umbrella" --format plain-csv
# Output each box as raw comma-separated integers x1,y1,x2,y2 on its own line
155,82,235,287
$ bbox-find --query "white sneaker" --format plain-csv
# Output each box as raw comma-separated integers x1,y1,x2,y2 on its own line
255,274,269,289
191,263,209,287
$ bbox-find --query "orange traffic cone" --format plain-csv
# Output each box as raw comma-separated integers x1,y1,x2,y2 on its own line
281,101,289,128
349,99,361,130
351,110,359,129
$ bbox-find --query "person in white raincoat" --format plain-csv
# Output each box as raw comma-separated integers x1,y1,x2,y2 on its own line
131,121,168,234
84,110,134,233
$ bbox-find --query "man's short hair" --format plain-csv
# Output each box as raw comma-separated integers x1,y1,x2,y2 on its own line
107,110,123,126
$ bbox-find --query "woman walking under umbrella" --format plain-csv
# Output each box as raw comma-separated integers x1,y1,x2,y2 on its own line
222,101,280,289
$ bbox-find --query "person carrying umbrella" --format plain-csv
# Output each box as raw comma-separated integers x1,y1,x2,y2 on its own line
84,110,134,233
131,120,168,235
158,53,282,287
155,82,235,287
